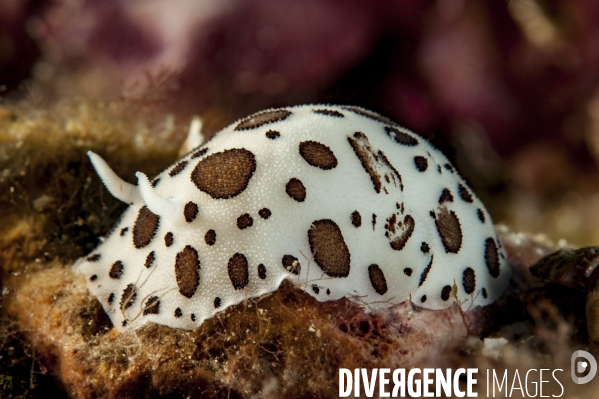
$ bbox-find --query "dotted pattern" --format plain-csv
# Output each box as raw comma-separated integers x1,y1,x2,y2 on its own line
169,160,189,177
414,156,428,172
258,208,271,219
204,230,216,246
440,285,452,301
368,264,388,295
286,178,306,202
313,109,344,118
419,257,433,287
347,132,403,195
351,211,361,227
184,202,199,223
132,206,160,248
234,109,291,130
87,254,101,262
308,219,351,278
438,188,454,204
120,283,136,310
343,106,396,125
175,245,200,298
477,209,486,223
387,214,415,251
299,140,338,170
228,253,249,290
164,232,174,247
191,149,256,199
385,126,418,146
458,184,473,203
237,213,253,230
258,264,267,279
485,238,500,278
420,242,430,254
282,255,300,275
463,267,476,294
144,251,155,268
191,148,209,160
265,130,280,140
109,261,124,279
77,104,509,332
433,207,463,254
143,296,160,315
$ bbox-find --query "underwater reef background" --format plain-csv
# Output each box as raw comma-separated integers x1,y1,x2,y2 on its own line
2,0,599,397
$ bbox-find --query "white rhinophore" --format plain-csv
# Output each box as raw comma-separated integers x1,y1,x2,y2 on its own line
88,151,140,205
135,171,176,218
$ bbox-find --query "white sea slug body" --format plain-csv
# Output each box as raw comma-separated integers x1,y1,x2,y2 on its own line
75,104,511,332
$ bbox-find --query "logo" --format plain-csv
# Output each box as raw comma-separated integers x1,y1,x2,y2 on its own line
571,350,597,384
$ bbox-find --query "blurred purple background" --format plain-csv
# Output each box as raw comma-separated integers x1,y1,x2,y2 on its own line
2,0,599,243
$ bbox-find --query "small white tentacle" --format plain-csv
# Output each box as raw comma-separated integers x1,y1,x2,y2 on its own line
136,172,176,217
88,151,140,205
178,116,205,157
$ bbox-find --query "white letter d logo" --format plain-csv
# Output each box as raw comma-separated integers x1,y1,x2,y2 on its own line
571,350,597,384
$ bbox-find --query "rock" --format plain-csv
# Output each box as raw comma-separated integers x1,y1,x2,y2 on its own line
7,263,489,398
